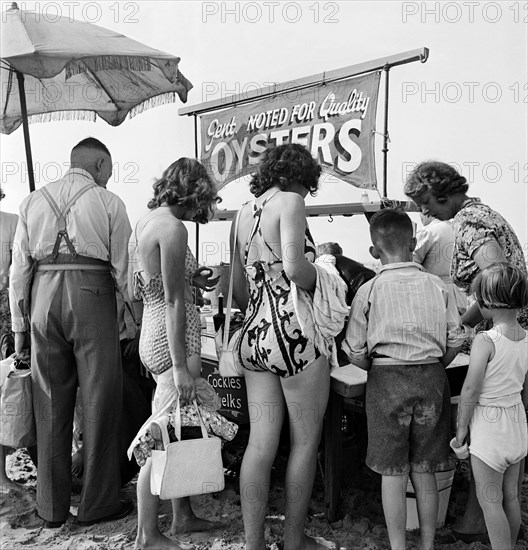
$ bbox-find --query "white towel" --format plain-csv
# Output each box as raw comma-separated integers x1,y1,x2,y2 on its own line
291,263,349,368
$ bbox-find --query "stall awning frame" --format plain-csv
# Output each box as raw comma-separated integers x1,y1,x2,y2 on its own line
178,49,428,250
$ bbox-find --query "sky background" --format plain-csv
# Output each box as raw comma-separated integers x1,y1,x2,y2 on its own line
1,0,527,267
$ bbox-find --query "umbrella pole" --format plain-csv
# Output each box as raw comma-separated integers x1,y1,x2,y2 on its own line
16,70,35,193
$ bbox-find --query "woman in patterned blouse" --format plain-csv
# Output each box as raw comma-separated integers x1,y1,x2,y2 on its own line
404,161,527,329
404,160,527,544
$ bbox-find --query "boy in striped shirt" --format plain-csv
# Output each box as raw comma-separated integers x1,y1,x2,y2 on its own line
342,208,464,550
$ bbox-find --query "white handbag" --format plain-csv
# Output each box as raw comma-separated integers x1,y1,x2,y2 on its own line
150,399,225,500
215,208,244,377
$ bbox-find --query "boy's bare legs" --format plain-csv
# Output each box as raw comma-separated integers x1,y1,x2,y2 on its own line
472,455,512,550
410,471,438,550
502,461,521,548
382,474,408,550
0,445,23,494
281,356,330,550
240,370,285,550
134,458,183,550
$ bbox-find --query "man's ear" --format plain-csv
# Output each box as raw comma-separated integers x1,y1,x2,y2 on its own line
369,245,380,260
409,236,417,252
95,157,104,172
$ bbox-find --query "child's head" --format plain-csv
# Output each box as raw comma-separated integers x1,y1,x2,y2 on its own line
369,208,415,263
472,263,528,311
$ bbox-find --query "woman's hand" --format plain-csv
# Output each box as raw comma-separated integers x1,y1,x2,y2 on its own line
173,367,196,405
192,266,220,292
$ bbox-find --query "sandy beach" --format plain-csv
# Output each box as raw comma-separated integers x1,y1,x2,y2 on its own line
2,433,527,550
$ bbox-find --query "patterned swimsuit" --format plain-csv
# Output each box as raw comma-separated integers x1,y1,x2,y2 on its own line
134,246,201,375
237,194,320,378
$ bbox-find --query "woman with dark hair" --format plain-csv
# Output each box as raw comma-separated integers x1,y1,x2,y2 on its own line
231,144,330,550
404,162,527,307
130,158,221,550
405,160,527,543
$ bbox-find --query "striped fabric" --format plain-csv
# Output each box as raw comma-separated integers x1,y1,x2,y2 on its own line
342,262,465,365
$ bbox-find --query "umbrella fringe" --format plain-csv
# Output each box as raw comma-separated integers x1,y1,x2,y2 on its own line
28,111,97,124
66,56,153,79
128,92,180,119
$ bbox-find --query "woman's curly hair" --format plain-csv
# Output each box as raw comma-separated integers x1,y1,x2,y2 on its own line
249,143,321,198
148,158,221,223
404,161,469,200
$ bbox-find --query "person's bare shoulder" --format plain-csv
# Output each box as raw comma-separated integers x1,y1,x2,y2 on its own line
279,191,305,216
151,214,187,244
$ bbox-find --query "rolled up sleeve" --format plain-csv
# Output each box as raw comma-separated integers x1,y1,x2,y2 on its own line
413,227,433,265
9,203,33,332
341,284,370,363
109,198,132,300
445,289,465,349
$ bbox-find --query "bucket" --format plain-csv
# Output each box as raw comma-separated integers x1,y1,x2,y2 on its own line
405,466,454,530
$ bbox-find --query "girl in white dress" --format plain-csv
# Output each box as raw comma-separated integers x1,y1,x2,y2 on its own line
455,263,528,550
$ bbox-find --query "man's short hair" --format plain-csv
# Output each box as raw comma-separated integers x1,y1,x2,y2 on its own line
72,137,110,157
369,208,413,253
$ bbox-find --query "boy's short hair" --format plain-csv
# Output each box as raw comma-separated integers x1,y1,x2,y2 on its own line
472,263,528,310
369,208,413,253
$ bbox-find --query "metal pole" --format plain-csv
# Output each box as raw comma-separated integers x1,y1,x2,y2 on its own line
382,65,390,198
194,114,200,263
179,47,429,117
16,70,35,193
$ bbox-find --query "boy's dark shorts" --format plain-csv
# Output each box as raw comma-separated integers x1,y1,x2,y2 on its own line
366,362,451,476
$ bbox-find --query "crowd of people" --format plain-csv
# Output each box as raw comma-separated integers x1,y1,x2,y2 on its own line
0,140,526,550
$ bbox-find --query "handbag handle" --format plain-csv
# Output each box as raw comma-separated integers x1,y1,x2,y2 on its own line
222,207,242,352
173,398,209,442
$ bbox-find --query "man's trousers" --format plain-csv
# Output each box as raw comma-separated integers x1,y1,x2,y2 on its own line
30,269,123,523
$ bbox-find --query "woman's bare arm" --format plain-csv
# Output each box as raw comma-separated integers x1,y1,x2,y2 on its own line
159,220,196,403
280,194,316,291
461,240,508,327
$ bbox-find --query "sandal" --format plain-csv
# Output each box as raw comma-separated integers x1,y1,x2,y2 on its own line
148,422,165,451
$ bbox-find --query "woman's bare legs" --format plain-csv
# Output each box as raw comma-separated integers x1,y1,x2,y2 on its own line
136,354,215,548
280,356,330,550
134,458,183,550
241,370,285,550
170,497,222,534
169,354,221,535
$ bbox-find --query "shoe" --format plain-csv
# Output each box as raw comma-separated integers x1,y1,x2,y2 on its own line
39,515,65,528
77,499,134,527
449,528,490,544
